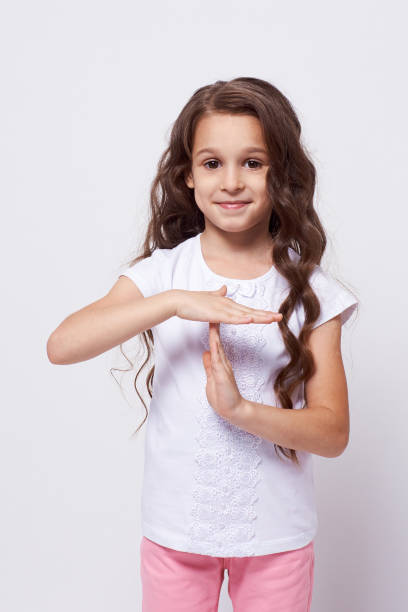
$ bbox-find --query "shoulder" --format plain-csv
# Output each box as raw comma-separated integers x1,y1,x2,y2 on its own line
307,265,359,329
288,248,354,305
118,239,192,297
135,235,194,265
281,248,359,330
156,234,196,259
154,235,198,274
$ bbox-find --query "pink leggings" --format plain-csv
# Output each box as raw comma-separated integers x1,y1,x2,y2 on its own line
140,536,315,611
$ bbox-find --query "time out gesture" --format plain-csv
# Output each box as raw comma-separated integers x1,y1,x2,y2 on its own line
175,284,282,418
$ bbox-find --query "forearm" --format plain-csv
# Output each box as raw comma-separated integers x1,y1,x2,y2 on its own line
228,399,346,458
47,289,177,365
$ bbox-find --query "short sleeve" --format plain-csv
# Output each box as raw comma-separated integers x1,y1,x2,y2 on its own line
308,265,359,329
118,248,165,298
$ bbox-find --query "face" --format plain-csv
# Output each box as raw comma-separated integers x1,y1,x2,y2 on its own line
185,113,272,234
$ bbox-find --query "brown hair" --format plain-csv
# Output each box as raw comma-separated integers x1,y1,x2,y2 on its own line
111,76,358,466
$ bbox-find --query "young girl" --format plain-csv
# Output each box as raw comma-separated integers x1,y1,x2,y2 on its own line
48,77,359,611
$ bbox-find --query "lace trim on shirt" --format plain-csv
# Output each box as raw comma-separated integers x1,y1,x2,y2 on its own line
188,277,270,556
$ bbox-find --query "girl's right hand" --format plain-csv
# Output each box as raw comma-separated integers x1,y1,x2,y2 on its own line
174,285,283,325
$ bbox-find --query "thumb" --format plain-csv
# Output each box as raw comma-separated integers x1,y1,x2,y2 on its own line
212,284,227,295
202,350,213,376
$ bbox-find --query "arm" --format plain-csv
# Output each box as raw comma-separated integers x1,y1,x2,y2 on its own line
228,315,350,458
46,277,178,365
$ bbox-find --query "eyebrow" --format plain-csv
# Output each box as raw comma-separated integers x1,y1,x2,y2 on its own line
195,146,268,157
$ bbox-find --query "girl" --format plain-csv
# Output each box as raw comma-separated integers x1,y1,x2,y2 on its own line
47,77,359,611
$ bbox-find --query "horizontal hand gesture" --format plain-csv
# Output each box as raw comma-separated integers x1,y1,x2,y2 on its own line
176,285,283,325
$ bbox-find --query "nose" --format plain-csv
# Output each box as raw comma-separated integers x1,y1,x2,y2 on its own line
220,164,244,191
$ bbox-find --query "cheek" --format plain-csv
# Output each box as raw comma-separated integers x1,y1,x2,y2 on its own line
193,190,212,213
249,176,268,196
195,176,218,197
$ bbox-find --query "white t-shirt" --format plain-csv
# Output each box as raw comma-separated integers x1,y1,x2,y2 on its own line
119,232,358,557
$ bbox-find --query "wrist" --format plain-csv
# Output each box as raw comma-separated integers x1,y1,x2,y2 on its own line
229,397,253,428
165,289,182,318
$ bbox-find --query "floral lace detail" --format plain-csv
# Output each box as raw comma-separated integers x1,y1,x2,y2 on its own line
188,276,271,556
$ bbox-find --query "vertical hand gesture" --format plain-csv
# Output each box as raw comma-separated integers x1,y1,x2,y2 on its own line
202,322,244,419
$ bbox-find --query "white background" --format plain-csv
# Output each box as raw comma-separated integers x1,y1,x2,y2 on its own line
1,1,406,610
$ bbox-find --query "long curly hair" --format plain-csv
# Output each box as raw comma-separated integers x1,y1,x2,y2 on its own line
112,76,358,466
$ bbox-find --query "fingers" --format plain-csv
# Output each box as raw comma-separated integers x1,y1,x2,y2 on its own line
209,323,230,370
208,323,220,367
230,308,282,324
222,298,282,323
242,306,282,318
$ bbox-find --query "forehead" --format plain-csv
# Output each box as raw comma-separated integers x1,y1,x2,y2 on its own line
192,113,266,153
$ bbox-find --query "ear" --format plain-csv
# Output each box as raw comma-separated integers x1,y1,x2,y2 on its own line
185,171,194,189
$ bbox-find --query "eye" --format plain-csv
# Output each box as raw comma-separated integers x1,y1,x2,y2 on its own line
203,160,220,170
245,159,263,169
203,159,263,170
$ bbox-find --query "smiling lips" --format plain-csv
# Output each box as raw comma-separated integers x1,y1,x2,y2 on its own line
217,201,251,209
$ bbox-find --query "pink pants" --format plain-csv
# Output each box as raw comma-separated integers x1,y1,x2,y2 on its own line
140,536,315,611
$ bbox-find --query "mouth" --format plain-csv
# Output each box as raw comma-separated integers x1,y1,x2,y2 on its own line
216,201,251,209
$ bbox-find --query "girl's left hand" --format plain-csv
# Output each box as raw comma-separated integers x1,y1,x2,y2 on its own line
202,322,244,419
